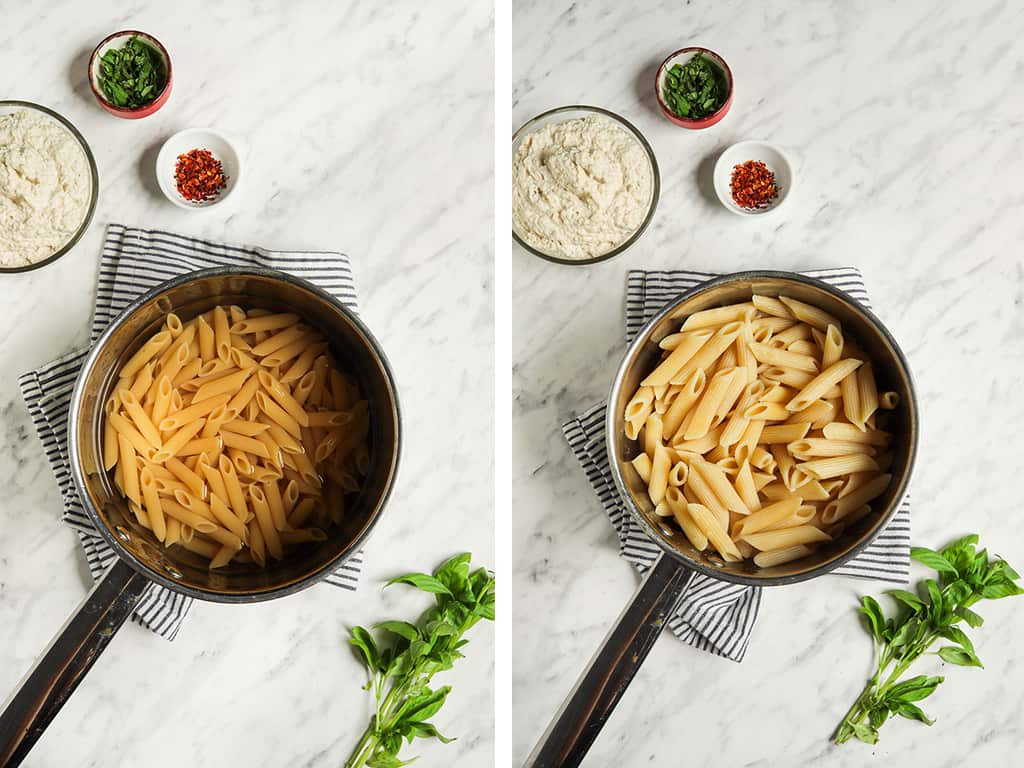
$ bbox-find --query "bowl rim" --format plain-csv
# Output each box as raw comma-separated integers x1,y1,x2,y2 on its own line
713,140,793,216
67,265,403,603
0,100,99,274
88,29,172,115
606,269,919,587
155,127,241,209
511,104,661,266
655,46,734,126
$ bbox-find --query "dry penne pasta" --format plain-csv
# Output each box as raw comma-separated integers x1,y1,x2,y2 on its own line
105,305,370,568
624,293,897,568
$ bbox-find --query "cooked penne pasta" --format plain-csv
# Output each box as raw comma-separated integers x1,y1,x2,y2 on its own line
797,453,879,480
680,303,755,331
857,362,879,427
683,368,740,440
669,322,743,385
777,296,840,331
661,369,705,439
631,453,652,483
748,341,819,373
742,525,832,551
640,329,713,387
104,305,369,568
759,422,810,444
664,488,708,550
687,503,742,560
754,544,815,567
624,293,896,569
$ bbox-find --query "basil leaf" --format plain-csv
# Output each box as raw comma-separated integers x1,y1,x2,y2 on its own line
403,686,450,723
868,706,889,729
890,617,919,648
938,646,984,668
886,675,942,703
858,595,885,640
910,547,957,574
936,625,974,654
886,589,925,613
480,595,496,621
981,579,1024,600
895,702,935,725
350,625,380,671
924,579,944,616
366,750,413,767
851,721,879,744
406,721,456,744
956,606,985,627
376,620,421,642
386,573,453,596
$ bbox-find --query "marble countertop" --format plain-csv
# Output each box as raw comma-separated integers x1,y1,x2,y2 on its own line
0,2,493,767
512,1,1024,765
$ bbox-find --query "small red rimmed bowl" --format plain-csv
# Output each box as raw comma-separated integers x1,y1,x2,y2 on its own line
655,47,733,129
88,30,172,119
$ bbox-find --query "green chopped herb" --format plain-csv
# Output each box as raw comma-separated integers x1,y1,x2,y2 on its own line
833,534,1023,745
661,53,726,120
96,36,166,109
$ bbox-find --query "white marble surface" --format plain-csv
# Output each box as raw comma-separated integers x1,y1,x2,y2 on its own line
512,1,1024,765
0,2,493,766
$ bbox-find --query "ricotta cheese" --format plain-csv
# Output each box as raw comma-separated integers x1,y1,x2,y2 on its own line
512,114,652,261
0,109,92,267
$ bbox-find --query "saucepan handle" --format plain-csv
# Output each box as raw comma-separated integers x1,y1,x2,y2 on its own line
526,552,694,767
0,558,150,767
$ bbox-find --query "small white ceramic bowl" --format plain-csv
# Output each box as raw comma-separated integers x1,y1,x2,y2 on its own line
156,128,240,209
713,140,792,216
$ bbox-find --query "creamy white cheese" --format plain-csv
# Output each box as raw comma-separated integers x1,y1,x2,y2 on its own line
0,109,92,267
512,114,652,261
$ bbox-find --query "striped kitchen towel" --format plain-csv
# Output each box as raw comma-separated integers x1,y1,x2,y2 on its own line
562,267,912,662
18,223,365,640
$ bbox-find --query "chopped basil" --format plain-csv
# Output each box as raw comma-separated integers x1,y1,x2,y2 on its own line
662,53,726,120
97,36,166,109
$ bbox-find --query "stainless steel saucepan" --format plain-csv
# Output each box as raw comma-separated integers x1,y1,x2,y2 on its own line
0,267,401,766
529,271,919,767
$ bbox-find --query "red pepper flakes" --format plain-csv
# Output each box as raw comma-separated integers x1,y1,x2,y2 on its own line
730,160,778,210
175,148,227,202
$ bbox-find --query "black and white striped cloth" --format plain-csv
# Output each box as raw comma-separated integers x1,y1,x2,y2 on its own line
562,268,912,662
18,224,366,640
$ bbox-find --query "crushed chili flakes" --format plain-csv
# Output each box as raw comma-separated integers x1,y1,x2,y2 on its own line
730,160,778,210
175,148,227,202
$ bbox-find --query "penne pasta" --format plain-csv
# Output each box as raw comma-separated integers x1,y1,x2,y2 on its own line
787,358,863,413
797,454,880,480
759,422,810,444
640,329,713,387
687,503,742,560
742,525,831,551
623,293,894,569
777,296,841,331
754,544,815,568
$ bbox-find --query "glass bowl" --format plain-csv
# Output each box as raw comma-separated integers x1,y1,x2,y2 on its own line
0,100,99,274
512,105,660,266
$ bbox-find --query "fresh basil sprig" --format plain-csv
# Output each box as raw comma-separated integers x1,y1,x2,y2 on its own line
834,534,1022,745
345,553,495,768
